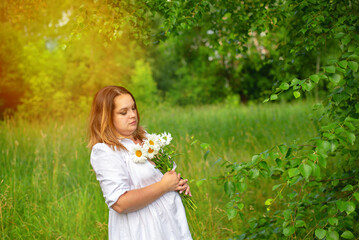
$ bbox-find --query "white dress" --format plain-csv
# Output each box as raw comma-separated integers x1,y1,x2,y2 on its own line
90,138,192,240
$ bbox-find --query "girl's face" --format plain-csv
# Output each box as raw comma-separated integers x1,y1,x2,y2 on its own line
112,94,138,138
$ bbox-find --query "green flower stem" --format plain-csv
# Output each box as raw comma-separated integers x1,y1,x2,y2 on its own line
153,153,197,211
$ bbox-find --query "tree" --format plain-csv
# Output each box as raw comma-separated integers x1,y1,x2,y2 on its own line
0,0,151,118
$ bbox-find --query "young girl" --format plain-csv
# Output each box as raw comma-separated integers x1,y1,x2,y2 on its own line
88,86,192,239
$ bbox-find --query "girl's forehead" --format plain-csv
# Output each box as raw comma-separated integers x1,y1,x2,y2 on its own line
114,94,134,109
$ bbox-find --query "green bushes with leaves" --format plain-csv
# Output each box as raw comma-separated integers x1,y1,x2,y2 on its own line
215,1,359,239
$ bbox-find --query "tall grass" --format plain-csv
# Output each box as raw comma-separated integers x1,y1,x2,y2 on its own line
0,102,318,239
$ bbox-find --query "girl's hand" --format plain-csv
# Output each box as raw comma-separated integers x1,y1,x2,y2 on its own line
177,178,192,197
160,170,181,192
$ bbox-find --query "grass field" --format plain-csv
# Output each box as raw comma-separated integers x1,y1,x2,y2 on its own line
0,101,319,239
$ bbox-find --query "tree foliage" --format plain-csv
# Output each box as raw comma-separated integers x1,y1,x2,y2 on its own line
145,0,342,104
0,0,152,118
204,1,359,239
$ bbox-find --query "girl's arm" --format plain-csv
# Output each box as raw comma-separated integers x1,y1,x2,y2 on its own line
111,170,181,213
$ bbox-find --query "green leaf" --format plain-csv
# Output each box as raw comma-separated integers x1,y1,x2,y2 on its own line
259,161,269,171
338,60,348,69
235,234,246,240
272,183,282,191
317,140,330,155
341,230,354,239
283,209,292,220
336,200,347,212
265,198,273,206
328,217,338,226
269,152,279,160
299,163,312,179
190,140,198,145
275,158,283,168
309,74,320,83
203,150,210,160
335,32,345,38
353,192,359,202
278,145,287,154
227,208,237,220
307,161,320,178
348,61,358,72
345,117,359,122
200,143,210,150
345,131,356,145
238,203,244,210
329,75,341,85
309,153,318,161
263,98,269,103
291,78,303,87
288,191,298,199
342,184,353,192
344,121,356,131
341,35,351,45
249,168,259,179
336,66,346,74
318,155,327,168
283,226,295,236
335,127,344,134
315,229,326,239
345,202,356,215
324,66,336,73
237,182,247,193
337,201,356,215
270,94,278,100
224,181,235,197
348,54,359,60
293,91,301,98
279,82,290,90
326,231,339,240
289,176,301,186
251,155,260,164
288,168,300,177
302,81,314,91
295,220,306,228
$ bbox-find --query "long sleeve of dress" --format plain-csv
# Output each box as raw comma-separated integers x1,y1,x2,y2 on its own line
90,143,130,208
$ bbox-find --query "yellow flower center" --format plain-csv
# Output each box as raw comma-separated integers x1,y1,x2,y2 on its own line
136,150,142,157
149,140,154,145
148,148,154,153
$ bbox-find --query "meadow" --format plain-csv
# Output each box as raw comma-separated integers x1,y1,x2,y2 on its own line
0,101,319,239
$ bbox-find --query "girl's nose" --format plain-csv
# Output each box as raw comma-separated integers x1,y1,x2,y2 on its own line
130,109,136,118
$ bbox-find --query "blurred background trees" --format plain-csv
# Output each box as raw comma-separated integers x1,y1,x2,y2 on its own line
0,0,351,117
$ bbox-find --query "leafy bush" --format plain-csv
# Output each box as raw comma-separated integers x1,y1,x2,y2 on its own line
217,1,359,238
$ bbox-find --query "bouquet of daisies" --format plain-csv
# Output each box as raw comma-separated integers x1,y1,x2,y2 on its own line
130,132,196,211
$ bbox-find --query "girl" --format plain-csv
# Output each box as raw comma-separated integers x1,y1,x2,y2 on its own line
88,86,192,239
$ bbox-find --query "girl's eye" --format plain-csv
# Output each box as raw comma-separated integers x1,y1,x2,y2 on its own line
132,106,136,110
120,112,126,115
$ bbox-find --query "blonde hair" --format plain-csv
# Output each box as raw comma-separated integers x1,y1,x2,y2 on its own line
88,86,146,150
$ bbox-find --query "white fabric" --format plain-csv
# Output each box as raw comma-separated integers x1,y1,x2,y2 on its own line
90,138,192,240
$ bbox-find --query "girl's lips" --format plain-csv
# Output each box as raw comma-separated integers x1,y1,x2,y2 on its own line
130,120,137,125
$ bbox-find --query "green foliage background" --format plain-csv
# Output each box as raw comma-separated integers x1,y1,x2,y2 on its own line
1,0,349,116
1,0,358,239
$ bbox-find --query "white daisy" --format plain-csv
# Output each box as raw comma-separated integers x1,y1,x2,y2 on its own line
131,144,148,163
160,132,172,146
143,135,160,159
